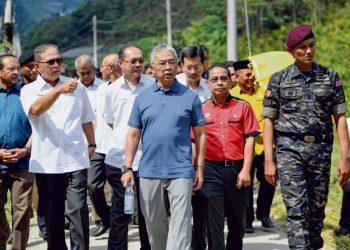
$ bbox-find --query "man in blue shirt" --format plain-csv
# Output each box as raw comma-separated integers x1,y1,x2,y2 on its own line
0,54,33,250
122,43,206,250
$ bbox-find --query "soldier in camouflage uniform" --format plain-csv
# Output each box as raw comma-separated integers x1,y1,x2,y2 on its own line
262,25,350,249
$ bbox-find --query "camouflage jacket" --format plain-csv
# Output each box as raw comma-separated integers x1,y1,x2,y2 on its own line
262,62,347,134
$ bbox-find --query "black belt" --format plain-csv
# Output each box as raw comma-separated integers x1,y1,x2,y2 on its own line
205,159,243,167
277,132,332,143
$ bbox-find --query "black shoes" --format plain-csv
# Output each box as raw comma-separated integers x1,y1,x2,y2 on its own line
245,223,254,233
91,223,110,237
39,230,48,241
260,217,274,229
335,227,350,236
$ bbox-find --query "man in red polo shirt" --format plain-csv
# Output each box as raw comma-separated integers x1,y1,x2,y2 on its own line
200,64,259,250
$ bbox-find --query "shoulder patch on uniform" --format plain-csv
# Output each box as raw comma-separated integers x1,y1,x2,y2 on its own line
336,80,343,87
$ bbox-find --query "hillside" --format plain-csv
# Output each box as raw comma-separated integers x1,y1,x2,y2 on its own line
0,0,88,35
23,0,350,112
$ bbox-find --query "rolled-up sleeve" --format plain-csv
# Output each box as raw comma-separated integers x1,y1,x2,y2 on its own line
262,73,280,118
20,85,38,117
331,72,347,115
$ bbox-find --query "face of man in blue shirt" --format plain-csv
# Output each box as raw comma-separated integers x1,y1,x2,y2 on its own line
0,56,20,89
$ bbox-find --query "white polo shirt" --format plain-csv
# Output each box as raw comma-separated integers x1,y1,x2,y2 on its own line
94,81,113,154
20,74,95,174
176,73,211,102
80,76,104,115
104,74,155,170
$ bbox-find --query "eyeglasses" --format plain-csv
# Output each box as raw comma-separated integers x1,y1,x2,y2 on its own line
37,58,64,66
122,58,145,65
208,76,230,84
156,60,177,69
184,65,202,72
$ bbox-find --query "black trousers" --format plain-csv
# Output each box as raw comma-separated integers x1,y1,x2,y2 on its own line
339,181,350,229
35,174,46,233
201,160,249,250
134,173,151,250
88,152,110,226
246,154,275,224
106,166,150,250
192,191,207,250
36,169,89,250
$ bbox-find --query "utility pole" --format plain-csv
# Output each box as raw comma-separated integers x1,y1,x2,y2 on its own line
93,15,97,67
4,0,14,47
166,0,172,46
227,0,237,61
243,0,251,56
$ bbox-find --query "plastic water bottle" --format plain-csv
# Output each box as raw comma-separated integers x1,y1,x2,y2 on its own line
124,182,134,214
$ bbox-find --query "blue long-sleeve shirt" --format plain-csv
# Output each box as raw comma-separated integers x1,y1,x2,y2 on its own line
0,83,31,170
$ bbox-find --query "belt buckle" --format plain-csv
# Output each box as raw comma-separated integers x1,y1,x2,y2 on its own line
304,135,315,143
225,160,233,167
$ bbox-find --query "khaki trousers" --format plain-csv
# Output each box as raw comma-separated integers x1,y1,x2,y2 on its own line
0,169,34,250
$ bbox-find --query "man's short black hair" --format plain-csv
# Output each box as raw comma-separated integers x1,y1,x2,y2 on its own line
207,63,230,78
0,54,16,69
179,45,205,64
118,45,143,60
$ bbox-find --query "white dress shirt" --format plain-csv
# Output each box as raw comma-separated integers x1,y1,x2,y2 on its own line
176,73,211,102
20,74,95,174
104,74,155,170
94,81,113,154
80,76,104,115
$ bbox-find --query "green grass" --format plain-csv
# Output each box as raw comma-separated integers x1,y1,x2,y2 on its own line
271,136,350,249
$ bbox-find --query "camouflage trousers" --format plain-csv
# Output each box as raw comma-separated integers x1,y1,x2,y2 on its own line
276,136,333,250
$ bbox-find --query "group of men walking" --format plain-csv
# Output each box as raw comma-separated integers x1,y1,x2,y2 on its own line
0,24,349,250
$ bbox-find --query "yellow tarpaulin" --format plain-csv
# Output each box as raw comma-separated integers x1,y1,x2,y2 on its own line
249,51,295,89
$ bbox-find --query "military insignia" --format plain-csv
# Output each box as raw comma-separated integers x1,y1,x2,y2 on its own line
336,80,343,87
265,89,272,97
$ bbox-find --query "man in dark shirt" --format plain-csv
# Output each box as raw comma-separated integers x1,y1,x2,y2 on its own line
0,54,33,250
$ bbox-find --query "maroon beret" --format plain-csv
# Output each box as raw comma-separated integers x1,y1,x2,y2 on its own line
286,25,314,48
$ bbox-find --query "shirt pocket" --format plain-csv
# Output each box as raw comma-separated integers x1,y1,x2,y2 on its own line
313,80,333,101
280,83,302,113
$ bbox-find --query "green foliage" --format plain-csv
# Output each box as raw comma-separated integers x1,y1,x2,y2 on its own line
22,0,350,112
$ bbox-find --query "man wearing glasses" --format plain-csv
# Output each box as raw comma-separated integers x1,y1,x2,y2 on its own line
104,45,153,250
20,44,95,250
0,54,33,250
122,43,206,250
176,45,210,250
201,64,259,249
176,45,211,103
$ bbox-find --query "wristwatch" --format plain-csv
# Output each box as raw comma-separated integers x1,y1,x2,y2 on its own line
121,165,133,174
24,146,31,156
88,143,97,148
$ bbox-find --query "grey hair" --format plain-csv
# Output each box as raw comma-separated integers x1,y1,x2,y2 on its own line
34,44,59,62
75,54,95,70
150,43,178,64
